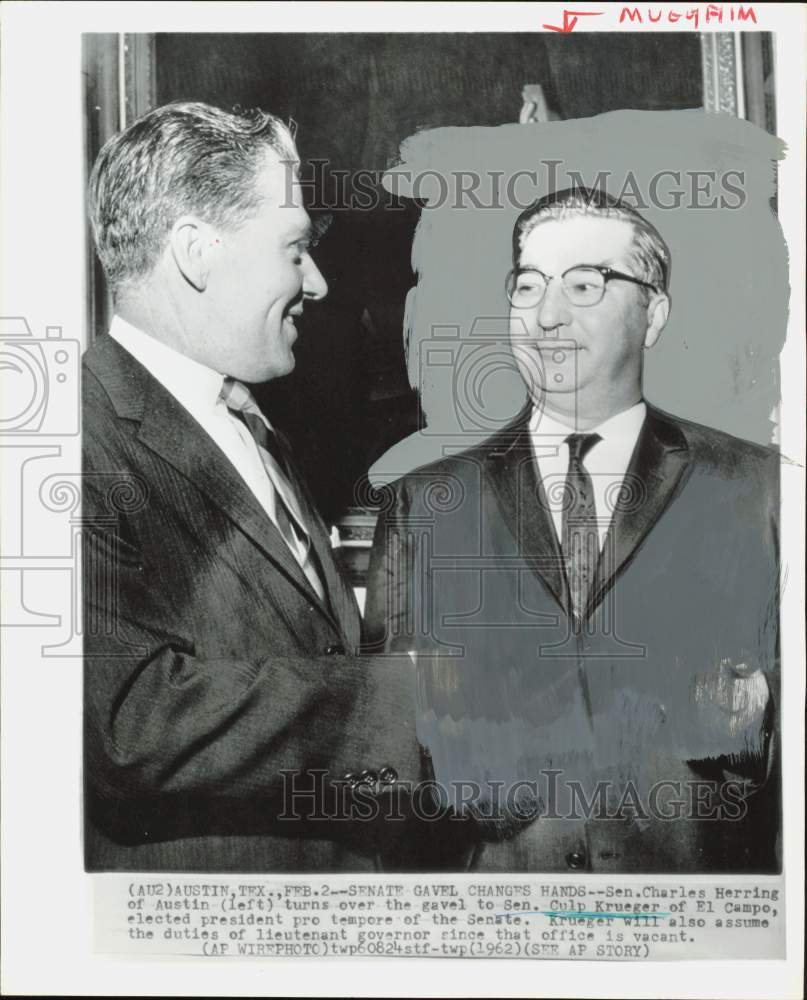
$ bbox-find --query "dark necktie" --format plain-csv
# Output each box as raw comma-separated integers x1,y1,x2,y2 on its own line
562,432,602,622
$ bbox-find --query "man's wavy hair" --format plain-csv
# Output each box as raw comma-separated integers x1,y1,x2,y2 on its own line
512,186,671,294
88,101,298,293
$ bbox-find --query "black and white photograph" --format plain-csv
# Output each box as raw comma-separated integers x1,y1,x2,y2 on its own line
81,28,783,875
1,3,804,998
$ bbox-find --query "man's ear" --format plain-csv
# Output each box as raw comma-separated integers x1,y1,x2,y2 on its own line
644,291,670,349
169,217,218,291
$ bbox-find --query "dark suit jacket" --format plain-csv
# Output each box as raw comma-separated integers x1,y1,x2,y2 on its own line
83,334,423,873
365,404,780,873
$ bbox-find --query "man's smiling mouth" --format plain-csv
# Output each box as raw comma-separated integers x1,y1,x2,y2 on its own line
283,306,304,328
516,341,583,353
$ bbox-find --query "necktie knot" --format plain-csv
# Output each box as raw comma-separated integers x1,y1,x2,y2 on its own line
220,376,288,474
220,376,260,418
565,432,602,466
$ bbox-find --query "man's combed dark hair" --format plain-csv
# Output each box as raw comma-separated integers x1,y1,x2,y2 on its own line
88,101,298,293
512,186,671,292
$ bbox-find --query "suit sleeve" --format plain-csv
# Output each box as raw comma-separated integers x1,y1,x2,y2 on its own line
364,477,483,867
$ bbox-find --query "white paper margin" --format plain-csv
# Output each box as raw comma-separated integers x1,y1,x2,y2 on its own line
1,3,804,997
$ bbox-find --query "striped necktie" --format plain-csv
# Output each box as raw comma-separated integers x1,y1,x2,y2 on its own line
220,376,326,602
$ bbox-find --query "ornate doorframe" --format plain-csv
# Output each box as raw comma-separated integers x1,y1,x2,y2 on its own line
701,32,775,132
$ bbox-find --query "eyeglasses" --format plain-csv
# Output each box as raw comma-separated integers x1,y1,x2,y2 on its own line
505,265,659,308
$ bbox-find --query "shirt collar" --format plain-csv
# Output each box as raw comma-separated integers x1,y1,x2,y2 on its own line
108,314,226,416
590,401,647,447
529,400,647,449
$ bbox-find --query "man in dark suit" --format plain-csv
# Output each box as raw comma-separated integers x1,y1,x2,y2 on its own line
366,187,780,873
83,101,423,872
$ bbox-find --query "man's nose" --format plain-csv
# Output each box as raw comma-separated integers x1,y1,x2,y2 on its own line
535,277,570,336
302,256,328,301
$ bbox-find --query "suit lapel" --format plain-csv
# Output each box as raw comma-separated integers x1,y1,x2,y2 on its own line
587,406,691,617
485,413,572,616
87,335,346,635
483,405,692,621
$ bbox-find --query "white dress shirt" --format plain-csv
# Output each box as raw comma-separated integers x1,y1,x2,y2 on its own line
108,316,322,595
528,401,647,548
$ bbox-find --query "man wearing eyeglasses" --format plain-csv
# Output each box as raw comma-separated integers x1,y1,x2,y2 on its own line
366,186,780,874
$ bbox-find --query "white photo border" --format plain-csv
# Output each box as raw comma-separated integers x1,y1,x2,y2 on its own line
1,3,804,998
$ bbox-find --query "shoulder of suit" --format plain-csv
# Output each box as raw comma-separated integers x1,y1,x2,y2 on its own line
649,405,780,483
83,334,161,426
83,347,120,428
382,415,529,501
82,338,151,467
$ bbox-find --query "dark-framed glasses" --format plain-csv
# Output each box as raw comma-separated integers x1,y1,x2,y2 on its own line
505,265,659,308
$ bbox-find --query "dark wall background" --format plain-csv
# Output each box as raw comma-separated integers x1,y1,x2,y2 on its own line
154,32,704,520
